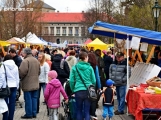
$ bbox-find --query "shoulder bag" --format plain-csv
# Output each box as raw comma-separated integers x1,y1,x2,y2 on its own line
75,66,97,101
0,64,11,98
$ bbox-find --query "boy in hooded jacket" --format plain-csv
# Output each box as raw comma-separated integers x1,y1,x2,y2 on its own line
44,70,68,120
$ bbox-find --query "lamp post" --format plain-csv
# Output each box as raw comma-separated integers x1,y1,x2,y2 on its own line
152,0,161,31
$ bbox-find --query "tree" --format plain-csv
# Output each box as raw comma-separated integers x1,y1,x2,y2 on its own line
114,0,161,31
0,0,43,40
82,0,118,43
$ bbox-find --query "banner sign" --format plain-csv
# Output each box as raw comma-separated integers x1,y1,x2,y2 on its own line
0,8,33,11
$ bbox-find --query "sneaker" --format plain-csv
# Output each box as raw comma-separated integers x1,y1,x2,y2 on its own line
91,116,98,120
114,110,124,115
109,117,112,120
102,117,106,120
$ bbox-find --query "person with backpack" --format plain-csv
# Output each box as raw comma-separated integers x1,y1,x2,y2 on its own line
88,53,101,120
69,52,96,120
51,53,70,86
102,79,115,120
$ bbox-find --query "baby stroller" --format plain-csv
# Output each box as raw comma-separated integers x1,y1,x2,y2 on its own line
62,80,77,120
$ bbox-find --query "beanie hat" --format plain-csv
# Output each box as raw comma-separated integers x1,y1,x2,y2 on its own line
48,70,58,79
102,50,107,55
106,79,115,86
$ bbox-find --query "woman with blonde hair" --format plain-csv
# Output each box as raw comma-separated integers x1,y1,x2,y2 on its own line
45,53,52,70
37,52,50,113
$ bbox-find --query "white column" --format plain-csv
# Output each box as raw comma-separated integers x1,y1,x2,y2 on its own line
48,27,50,35
73,27,75,36
60,26,62,36
66,26,69,36
79,27,81,37
54,27,56,36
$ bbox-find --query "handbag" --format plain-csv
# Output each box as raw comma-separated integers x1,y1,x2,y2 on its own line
0,64,11,98
75,66,97,101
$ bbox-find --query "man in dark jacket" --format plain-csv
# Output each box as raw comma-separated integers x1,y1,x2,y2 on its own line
109,52,131,115
9,48,22,101
51,54,70,85
9,48,22,68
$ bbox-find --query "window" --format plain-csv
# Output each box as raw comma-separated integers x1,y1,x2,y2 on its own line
62,27,66,35
75,27,79,36
44,27,48,34
50,27,54,35
56,27,60,34
69,41,72,44
81,27,86,36
69,27,73,35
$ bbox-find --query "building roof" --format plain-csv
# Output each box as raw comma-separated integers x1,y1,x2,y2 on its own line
28,0,55,10
41,12,84,23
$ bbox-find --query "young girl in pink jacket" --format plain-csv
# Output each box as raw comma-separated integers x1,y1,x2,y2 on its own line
44,70,68,120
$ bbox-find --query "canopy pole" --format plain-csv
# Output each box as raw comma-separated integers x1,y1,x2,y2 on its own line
146,45,156,63
113,33,116,61
126,35,129,116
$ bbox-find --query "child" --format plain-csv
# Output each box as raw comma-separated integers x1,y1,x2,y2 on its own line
102,79,115,120
44,70,68,120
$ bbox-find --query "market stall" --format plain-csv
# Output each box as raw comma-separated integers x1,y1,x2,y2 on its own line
87,38,107,52
84,38,92,45
88,21,161,120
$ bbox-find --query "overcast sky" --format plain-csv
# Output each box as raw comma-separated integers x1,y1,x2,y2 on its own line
44,0,89,12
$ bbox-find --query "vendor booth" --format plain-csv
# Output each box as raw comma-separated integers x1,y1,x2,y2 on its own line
89,21,161,120
87,38,107,52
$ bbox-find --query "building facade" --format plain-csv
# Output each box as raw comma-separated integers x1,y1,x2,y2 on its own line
40,12,87,44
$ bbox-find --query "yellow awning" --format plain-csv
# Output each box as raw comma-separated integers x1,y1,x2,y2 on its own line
0,41,10,46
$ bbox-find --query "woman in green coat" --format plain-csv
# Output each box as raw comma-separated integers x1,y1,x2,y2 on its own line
69,52,96,120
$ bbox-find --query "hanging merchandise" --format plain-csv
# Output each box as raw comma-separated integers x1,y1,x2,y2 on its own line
130,36,141,50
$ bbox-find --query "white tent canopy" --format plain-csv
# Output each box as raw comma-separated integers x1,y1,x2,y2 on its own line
22,32,45,45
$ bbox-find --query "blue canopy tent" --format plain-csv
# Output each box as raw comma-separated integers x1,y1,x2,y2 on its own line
89,21,161,116
89,21,161,45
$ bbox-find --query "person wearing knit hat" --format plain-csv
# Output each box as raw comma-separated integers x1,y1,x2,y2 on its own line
45,70,68,120
102,79,115,120
48,70,58,80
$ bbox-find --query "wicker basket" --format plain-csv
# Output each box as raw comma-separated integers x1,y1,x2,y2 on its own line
146,77,161,88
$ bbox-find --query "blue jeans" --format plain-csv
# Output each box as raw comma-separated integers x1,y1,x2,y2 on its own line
116,85,126,112
102,106,114,118
3,87,17,120
37,83,46,113
75,90,91,120
24,90,38,117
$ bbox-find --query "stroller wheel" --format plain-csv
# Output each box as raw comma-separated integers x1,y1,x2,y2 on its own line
58,113,64,120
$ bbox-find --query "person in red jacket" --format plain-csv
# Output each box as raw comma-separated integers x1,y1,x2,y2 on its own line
44,70,68,120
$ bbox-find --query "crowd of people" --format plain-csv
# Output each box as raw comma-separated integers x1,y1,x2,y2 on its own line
0,46,130,120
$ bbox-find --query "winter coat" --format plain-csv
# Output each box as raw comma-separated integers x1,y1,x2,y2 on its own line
95,66,101,89
65,56,77,71
103,55,113,73
39,62,50,83
51,54,70,84
0,99,8,114
0,64,9,114
69,61,96,93
13,55,22,68
0,60,19,89
109,59,131,86
19,54,40,91
44,79,68,108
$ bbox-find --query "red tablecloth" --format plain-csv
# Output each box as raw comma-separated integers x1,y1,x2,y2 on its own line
126,89,161,120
